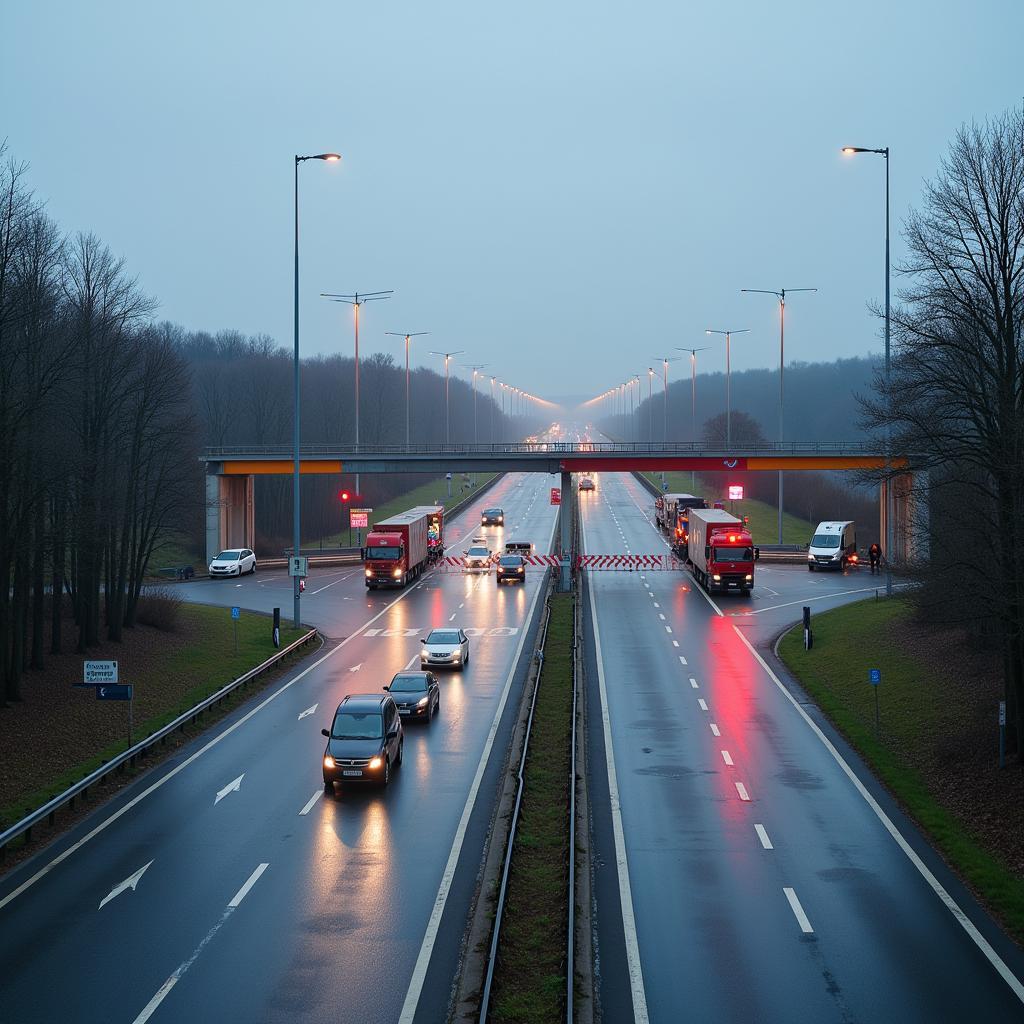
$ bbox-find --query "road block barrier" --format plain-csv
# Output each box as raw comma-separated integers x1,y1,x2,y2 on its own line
576,554,684,571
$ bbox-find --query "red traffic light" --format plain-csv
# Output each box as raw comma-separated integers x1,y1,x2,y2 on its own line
339,490,351,502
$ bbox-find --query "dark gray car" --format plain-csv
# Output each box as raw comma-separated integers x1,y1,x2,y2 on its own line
322,694,404,790
384,671,440,720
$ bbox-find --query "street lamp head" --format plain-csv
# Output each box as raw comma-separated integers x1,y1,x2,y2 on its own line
298,153,342,163
841,145,888,157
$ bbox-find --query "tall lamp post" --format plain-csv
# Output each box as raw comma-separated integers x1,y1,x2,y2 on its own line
647,368,655,441
741,287,817,543
676,346,710,489
322,289,393,504
489,376,497,443
652,355,682,489
429,349,464,444
842,144,892,597
704,329,750,447
292,151,340,628
385,331,429,447
468,364,488,483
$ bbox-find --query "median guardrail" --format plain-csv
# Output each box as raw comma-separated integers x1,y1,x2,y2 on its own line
0,627,318,854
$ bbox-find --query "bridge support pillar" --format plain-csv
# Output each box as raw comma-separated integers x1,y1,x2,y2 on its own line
880,470,929,565
559,470,572,592
205,472,255,566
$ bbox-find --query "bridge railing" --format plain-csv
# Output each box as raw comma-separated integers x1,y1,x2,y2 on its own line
203,440,881,459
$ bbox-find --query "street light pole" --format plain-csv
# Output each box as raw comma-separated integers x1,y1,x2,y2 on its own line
489,376,496,443
677,347,710,489
385,331,429,448
704,329,750,447
292,152,340,629
429,350,465,444
742,287,816,543
842,144,892,596
322,289,393,501
647,368,655,441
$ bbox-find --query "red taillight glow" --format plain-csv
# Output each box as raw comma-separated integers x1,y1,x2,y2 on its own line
729,534,737,542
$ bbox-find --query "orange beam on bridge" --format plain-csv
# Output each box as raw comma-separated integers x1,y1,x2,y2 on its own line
219,460,343,475
745,457,908,471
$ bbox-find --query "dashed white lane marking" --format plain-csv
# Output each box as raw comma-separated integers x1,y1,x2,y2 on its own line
690,678,699,689
735,781,750,801
721,750,734,766
755,824,773,849
784,887,814,933
678,655,688,665
449,613,457,621
698,698,708,711
749,626,1024,1004
672,640,679,647
658,613,666,620
299,790,323,816
133,863,270,1023
653,602,660,608
665,626,672,634
710,723,721,737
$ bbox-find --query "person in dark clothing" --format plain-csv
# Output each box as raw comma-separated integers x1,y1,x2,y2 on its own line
868,542,881,574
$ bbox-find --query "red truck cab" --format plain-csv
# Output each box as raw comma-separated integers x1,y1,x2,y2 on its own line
686,508,755,594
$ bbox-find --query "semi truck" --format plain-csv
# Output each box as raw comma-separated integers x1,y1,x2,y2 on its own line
654,492,707,555
686,508,755,595
364,505,443,588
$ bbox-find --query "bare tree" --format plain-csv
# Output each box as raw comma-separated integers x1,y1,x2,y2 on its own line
861,106,1024,752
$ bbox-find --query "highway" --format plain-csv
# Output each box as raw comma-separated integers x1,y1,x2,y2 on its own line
0,472,558,1024
581,470,1024,1022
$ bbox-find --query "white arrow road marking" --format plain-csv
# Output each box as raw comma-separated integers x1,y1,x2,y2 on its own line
349,663,363,673
214,774,244,805
99,860,153,909
297,704,318,721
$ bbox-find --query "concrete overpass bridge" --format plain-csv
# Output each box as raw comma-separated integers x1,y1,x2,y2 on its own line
201,441,923,565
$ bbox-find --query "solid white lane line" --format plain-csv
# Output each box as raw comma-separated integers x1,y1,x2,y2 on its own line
398,507,559,1023
404,654,420,670
229,862,269,907
687,571,725,617
710,724,721,737
678,655,687,665
299,790,322,816
577,506,650,1023
698,699,708,711
310,571,356,595
721,750,734,766
133,863,269,1024
755,824,773,850
748,626,1024,1003
783,887,813,933
0,566,436,912
735,781,750,801
745,586,906,615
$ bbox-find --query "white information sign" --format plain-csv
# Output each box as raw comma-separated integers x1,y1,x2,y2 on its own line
84,660,118,684
289,556,309,578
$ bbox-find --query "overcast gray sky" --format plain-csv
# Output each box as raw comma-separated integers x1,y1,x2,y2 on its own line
5,0,1022,403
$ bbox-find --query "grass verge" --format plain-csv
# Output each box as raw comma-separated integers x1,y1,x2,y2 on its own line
642,471,814,545
1,604,307,832
779,596,1024,943
490,592,574,1023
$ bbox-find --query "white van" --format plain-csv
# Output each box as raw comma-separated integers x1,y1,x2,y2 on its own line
808,521,857,571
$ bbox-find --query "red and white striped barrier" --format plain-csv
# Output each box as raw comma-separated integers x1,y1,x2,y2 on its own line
576,554,684,571
437,552,564,572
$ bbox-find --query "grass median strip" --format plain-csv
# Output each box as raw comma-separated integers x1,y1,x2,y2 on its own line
490,592,574,1023
778,596,1024,943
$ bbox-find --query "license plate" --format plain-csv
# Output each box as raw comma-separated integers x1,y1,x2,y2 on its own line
342,770,363,777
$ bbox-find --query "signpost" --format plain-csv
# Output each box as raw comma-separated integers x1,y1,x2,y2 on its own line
999,700,1007,768
550,488,561,506
869,668,881,736
84,660,118,684
728,484,744,500
97,683,134,747
350,509,370,529
802,606,812,650
289,556,308,578
231,605,241,654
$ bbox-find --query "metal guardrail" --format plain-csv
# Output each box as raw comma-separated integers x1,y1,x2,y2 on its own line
478,591,554,1022
0,627,318,853
204,440,884,458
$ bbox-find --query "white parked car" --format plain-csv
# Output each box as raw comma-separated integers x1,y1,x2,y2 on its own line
209,549,256,577
420,628,470,670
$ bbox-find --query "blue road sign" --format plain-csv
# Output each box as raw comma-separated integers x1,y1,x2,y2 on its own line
231,606,241,620
97,684,133,701
869,668,881,686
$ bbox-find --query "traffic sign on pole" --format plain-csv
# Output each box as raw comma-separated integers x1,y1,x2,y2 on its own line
289,556,308,578
869,668,881,685
85,660,118,684
550,488,561,505
96,684,133,701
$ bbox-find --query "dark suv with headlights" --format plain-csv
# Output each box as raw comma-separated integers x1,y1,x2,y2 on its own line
322,694,403,790
481,507,505,526
496,554,526,584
